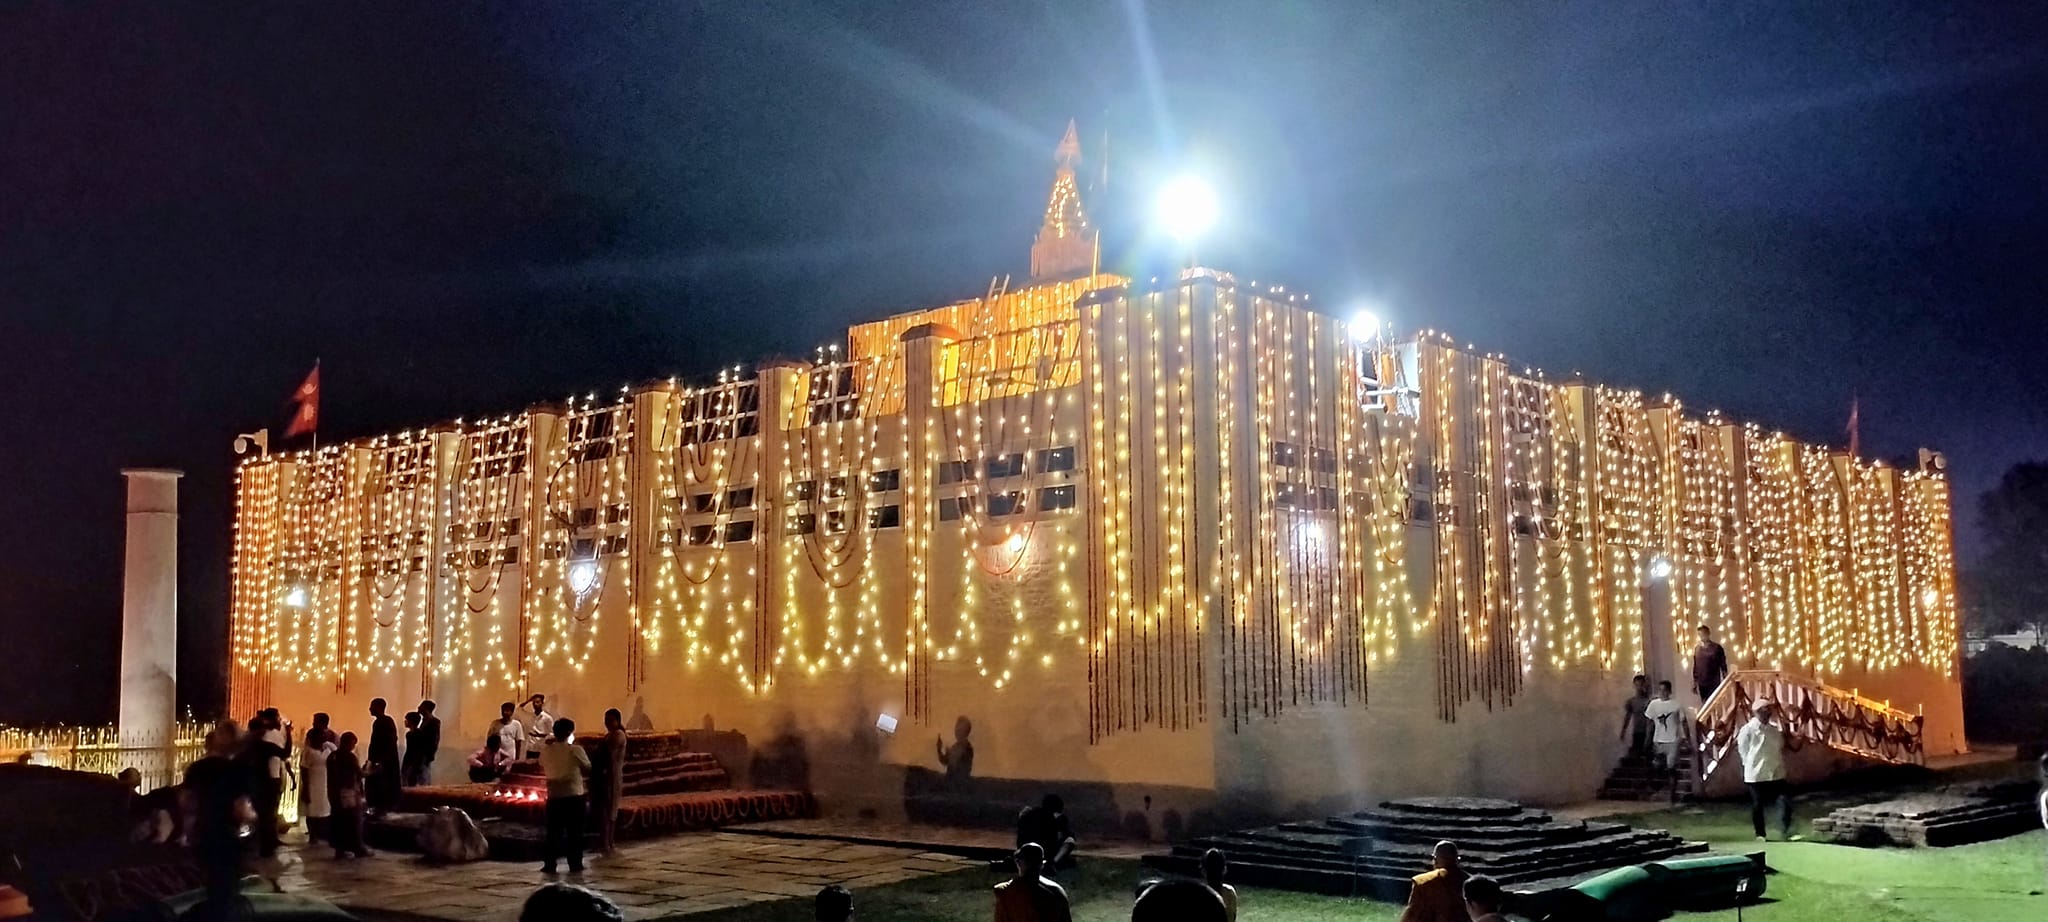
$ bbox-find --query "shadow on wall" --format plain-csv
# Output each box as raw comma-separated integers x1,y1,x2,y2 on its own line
677,714,751,789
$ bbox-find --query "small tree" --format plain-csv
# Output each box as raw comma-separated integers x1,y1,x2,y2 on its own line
1976,462,2048,642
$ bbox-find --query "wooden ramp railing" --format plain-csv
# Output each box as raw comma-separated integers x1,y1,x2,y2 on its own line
1690,669,1926,787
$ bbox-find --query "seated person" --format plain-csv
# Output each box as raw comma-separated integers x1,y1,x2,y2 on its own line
469,734,512,783
1015,794,1077,875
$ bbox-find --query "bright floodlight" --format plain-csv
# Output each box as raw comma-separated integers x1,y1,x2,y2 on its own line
1647,555,1674,581
1155,174,1219,243
568,560,599,593
1003,532,1028,556
1920,587,1941,607
1348,308,1381,342
284,587,308,608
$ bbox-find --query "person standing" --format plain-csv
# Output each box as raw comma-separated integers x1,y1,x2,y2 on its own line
992,843,1071,922
1736,700,1798,841
1200,848,1238,922
1644,680,1685,789
490,701,527,760
366,698,402,811
183,724,257,918
401,712,427,786
1692,624,1730,703
326,732,371,858
539,718,591,875
240,712,288,858
525,694,556,757
416,700,443,783
300,715,336,841
1398,841,1467,922
593,708,629,855
1617,675,1653,758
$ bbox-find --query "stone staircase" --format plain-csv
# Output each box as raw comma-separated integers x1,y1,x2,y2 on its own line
1596,746,1698,802
1812,780,2042,847
1141,797,1707,899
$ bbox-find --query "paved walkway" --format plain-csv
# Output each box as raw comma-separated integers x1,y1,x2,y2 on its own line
266,830,977,921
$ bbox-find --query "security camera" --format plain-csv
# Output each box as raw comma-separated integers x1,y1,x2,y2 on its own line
234,429,270,457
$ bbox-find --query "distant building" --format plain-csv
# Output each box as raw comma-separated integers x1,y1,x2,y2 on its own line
1965,629,2042,655
229,124,1964,818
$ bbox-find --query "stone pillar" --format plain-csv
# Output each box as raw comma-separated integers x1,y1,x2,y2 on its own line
120,468,183,756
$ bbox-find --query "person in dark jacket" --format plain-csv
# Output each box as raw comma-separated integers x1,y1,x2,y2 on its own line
415,699,443,783
326,732,371,858
366,698,402,811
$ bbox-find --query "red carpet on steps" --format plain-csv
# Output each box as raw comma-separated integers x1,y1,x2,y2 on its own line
397,784,816,838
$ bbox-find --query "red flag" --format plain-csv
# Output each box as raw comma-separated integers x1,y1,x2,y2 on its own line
1846,396,1860,457
285,363,320,438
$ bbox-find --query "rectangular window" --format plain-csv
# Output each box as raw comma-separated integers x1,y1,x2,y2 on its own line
468,549,491,569
824,476,848,500
824,510,848,535
937,460,975,484
1038,484,1077,511
500,517,522,537
724,520,755,543
788,513,817,535
868,505,902,529
986,453,1025,479
601,534,629,554
938,496,972,521
574,507,599,527
1037,446,1077,473
543,541,566,560
868,469,901,493
605,503,629,524
571,538,598,560
1316,487,1339,511
1310,448,1337,473
687,524,716,546
691,493,717,513
1271,442,1299,468
496,546,520,565
727,487,755,509
447,525,466,543
1274,483,1299,508
986,491,1025,517
789,479,816,502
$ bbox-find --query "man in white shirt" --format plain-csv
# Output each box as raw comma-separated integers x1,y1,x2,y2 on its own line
489,701,526,760
1736,699,1798,841
1644,680,1685,788
525,694,555,755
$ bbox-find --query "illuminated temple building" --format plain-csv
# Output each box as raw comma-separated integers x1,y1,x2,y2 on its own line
230,125,1962,824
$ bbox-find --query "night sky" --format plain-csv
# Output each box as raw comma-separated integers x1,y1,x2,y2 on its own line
4,3,2045,725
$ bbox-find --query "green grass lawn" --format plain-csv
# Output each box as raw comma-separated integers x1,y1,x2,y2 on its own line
681,797,2044,922
1624,793,2044,922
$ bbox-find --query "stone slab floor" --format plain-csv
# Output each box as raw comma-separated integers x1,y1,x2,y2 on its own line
263,830,977,921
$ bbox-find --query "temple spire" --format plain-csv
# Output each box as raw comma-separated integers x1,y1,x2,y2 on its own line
1030,119,1095,280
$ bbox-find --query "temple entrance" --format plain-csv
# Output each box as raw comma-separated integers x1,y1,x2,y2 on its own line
1640,557,1676,687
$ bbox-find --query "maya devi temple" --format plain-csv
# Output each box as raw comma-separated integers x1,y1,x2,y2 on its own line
229,125,1963,834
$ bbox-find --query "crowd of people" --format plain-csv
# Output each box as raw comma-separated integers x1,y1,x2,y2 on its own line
1616,623,1802,840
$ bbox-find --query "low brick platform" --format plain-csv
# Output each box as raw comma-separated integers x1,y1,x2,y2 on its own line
379,786,816,858
1811,780,2040,847
1142,797,1706,899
